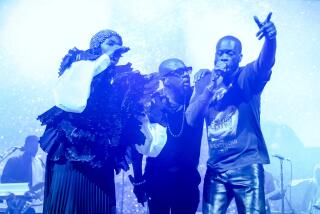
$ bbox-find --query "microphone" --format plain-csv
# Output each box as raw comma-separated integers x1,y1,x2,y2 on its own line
213,61,228,75
272,154,290,161
0,146,23,160
213,69,223,77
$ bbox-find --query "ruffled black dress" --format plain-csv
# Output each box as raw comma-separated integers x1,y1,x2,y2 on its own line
38,63,155,214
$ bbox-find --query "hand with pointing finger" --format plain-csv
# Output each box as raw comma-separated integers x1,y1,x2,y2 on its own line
254,12,277,40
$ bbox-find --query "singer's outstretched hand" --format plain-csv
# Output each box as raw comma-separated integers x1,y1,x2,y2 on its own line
254,12,277,40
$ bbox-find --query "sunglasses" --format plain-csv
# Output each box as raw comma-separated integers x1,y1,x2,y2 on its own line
164,66,193,77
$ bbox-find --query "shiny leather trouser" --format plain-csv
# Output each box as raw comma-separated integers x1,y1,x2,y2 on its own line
203,164,266,214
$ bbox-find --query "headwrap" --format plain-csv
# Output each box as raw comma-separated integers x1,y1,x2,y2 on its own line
58,29,123,76
89,29,123,49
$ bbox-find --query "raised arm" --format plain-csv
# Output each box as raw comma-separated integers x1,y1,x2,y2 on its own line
254,12,277,77
54,46,129,113
53,54,112,113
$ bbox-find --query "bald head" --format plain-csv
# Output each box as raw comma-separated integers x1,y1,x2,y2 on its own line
158,58,192,97
158,58,188,77
216,35,242,54
214,35,243,75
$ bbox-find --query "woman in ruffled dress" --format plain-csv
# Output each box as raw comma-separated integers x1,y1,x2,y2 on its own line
38,29,158,214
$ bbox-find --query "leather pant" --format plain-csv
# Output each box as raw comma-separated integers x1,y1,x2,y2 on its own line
202,164,266,214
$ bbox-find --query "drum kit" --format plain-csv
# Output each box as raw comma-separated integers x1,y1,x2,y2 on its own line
0,146,44,214
0,183,43,214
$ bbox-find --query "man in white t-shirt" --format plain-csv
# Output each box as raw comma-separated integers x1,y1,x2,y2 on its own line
1,135,45,213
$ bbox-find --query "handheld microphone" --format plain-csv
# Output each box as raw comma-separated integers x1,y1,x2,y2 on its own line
272,154,291,161
0,146,23,160
213,61,228,75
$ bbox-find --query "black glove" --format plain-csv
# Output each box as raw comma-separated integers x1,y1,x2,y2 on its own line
128,175,148,206
80,47,102,61
109,46,130,62
58,47,102,76
59,47,80,76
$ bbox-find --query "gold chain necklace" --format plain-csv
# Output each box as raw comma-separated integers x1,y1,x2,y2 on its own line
166,97,186,138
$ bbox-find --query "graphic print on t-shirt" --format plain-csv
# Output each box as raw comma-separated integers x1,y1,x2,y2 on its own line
207,105,239,153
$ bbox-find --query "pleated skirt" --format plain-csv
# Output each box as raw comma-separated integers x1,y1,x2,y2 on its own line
43,160,116,214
